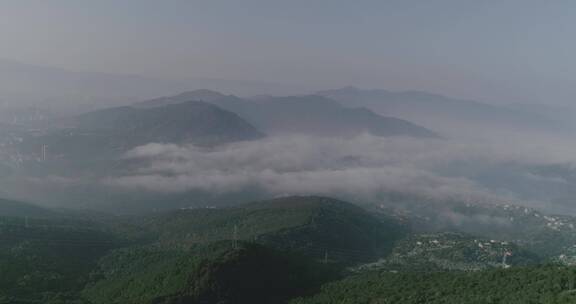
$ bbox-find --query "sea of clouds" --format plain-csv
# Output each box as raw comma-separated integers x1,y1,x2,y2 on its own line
101,134,576,210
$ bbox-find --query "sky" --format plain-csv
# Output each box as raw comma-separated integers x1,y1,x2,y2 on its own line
1,0,576,104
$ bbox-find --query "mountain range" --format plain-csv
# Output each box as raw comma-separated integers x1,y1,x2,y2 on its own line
0,59,310,123
18,100,264,161
138,89,439,138
318,86,562,137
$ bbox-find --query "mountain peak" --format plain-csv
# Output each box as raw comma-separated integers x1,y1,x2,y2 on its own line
173,89,229,102
136,89,241,109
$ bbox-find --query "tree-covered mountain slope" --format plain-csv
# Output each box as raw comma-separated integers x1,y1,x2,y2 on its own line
83,242,337,304
291,266,576,304
115,196,407,264
0,214,122,304
19,100,264,161
2,195,575,304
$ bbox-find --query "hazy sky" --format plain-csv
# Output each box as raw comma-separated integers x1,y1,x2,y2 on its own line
1,0,576,104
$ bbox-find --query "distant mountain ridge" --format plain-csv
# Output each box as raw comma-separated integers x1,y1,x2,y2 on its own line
138,89,439,138
0,198,54,218
317,86,562,136
136,89,237,107
0,59,309,111
20,100,264,161
71,100,264,146
247,95,439,138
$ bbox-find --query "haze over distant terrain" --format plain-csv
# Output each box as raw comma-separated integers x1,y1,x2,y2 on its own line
5,2,576,303
3,1,576,105
0,59,312,121
1,84,576,217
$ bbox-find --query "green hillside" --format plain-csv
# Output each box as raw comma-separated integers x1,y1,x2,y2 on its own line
116,196,407,263
2,195,571,304
0,196,405,303
83,242,337,304
0,217,121,304
292,266,576,304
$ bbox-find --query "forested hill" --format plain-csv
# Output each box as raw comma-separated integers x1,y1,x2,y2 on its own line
4,196,576,303
19,101,264,162
115,196,407,264
292,266,576,304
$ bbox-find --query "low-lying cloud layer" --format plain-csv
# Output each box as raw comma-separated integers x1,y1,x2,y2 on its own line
104,134,576,208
